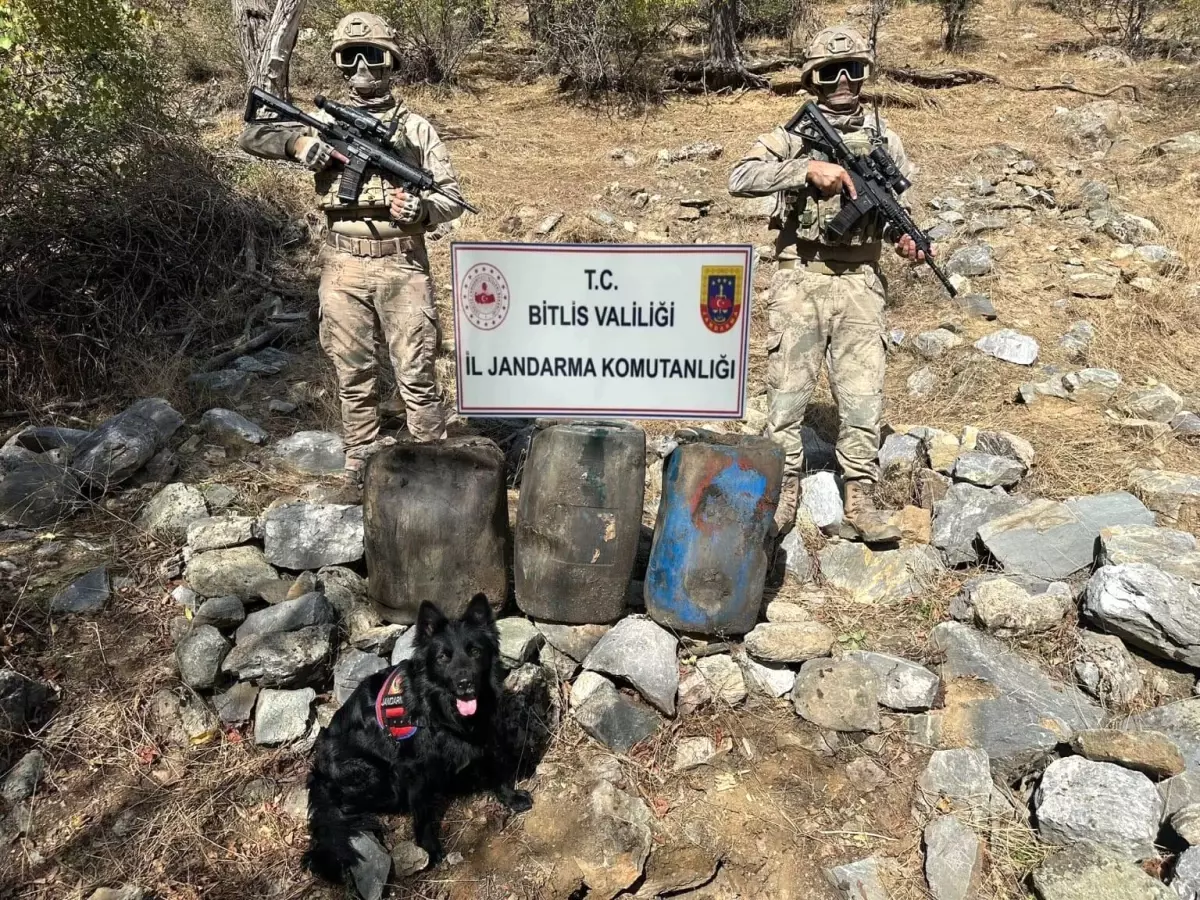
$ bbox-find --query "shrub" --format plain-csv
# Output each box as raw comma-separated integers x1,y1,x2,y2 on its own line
1056,0,1181,54
938,0,981,51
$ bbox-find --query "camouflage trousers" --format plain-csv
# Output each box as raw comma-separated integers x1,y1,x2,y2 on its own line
765,261,888,482
318,243,447,448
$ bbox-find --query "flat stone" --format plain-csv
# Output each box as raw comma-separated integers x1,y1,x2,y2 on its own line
696,654,747,706
1035,756,1162,858
147,687,219,747
1120,699,1200,772
189,370,252,404
497,617,544,668
820,541,944,603
221,624,335,688
236,592,335,642
879,434,923,479
913,329,963,360
1099,524,1200,584
1069,272,1118,298
186,515,255,552
200,483,237,510
0,459,81,527
200,409,268,446
826,856,892,900
975,431,1036,468
535,623,610,662
1173,804,1200,844
760,598,810,622
333,649,389,706
262,502,364,570
139,483,209,539
1071,729,1185,780
1059,321,1097,358
744,621,834,663
965,576,1073,637
638,846,721,898
910,623,1103,781
899,505,932,544
1125,384,1185,423
1173,847,1200,900
916,469,953,510
946,244,995,278
915,748,994,816
270,431,345,476
931,483,1029,570
390,627,418,665
779,529,812,582
846,651,940,711
673,736,719,772
912,427,961,475
572,674,660,752
0,671,53,734
213,682,258,725
1031,844,1175,900
1064,368,1122,401
186,546,277,599
1020,375,1070,404
952,451,1026,488
254,688,315,746
978,492,1155,581
51,566,110,614
87,887,145,900
801,471,844,532
1104,211,1160,244
1172,411,1200,438
1075,631,1142,706
924,815,983,900
586,209,618,227
582,617,678,715
792,658,881,732
1129,469,1200,532
2,750,44,804
348,832,391,900
1084,563,1200,666
392,840,430,878
577,780,653,898
70,398,182,488
975,329,1039,365
908,367,938,397
1161,771,1200,820
533,212,563,235
736,651,796,698
176,624,231,690
957,292,997,320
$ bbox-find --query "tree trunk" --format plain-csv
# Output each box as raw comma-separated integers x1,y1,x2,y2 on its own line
232,0,309,100
693,0,768,90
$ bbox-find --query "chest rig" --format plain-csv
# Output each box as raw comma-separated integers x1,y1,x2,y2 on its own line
374,667,419,741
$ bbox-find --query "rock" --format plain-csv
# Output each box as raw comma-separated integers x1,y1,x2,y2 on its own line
1150,131,1200,156
744,621,834,663
915,748,994,816
660,141,722,163
497,617,543,668
820,541,944,604
1020,375,1070,404
1035,756,1162,858
221,624,335,688
913,329,963,360
1068,272,1118,298
577,780,653,898
908,367,938,397
899,506,933,544
71,399,183,488
1060,321,1097,359
389,627,418,665
696,654,747,706
262,502,364,570
254,687,315,746
1125,384,1185,423
913,427,961,475
186,515,255,552
270,431,345,476
533,212,563,235
1075,631,1143,706
2,750,44,804
1099,525,1200,585
1105,212,1160,244
236,592,335,642
673,736,719,771
51,566,110,614
956,292,997,320
826,856,892,900
186,546,277,599
1130,468,1200,532
392,840,430,878
176,625,231,690
917,468,953,510
586,209,617,227
846,757,888,793
924,816,982,900
0,671,53,733
7,426,89,454
201,483,237,510
1085,44,1133,64
974,329,1039,365
952,451,1026,488
946,244,995,278
268,399,297,415
200,409,268,446
963,576,1073,637
978,492,1155,581
139,483,209,539
1063,368,1122,402
147,687,219,747
573,674,661,752
87,887,145,900
1032,844,1175,900
1174,804,1200,844
333,649,389,706
792,658,881,732
1173,412,1200,438
1071,729,1186,779
189,369,252,403
879,433,923,479
801,471,844,531
1083,563,1200,666
1174,848,1200,900
534,624,609,665
779,529,812,582
0,459,81,527
1120,699,1200,772
910,623,1103,781
736,651,796,698
348,832,391,900
846,651,940,711
975,431,1036,468
1053,100,1130,152
637,846,721,898
582,617,678,715
1133,244,1184,276
213,682,258,725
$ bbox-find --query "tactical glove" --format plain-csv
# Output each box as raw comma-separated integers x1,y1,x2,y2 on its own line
293,136,335,172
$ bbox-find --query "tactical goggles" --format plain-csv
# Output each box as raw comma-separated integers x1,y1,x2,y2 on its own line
334,45,392,69
812,60,870,85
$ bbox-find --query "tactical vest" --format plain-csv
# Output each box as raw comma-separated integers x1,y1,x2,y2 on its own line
312,108,421,213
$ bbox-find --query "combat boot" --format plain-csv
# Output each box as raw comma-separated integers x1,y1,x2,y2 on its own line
843,479,901,543
774,474,801,536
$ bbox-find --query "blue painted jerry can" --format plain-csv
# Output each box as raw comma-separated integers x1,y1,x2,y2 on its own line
644,430,784,636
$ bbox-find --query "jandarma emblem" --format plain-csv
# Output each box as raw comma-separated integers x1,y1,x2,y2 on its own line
460,263,510,330
699,266,742,334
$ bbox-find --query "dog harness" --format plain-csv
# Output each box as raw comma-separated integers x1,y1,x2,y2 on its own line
374,667,418,741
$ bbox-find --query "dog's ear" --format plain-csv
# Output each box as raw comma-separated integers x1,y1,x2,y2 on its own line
415,601,448,643
462,592,493,627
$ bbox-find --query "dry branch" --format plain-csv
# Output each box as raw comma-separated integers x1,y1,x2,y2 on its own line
883,65,1141,100
203,323,294,371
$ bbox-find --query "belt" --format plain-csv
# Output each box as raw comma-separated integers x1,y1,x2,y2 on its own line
778,258,875,275
325,233,416,258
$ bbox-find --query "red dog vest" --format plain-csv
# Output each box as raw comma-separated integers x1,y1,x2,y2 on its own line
374,667,418,741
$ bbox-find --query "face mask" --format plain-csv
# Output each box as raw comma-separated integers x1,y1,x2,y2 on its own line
346,56,392,100
817,73,861,113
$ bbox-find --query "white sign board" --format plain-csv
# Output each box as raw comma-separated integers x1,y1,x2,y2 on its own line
451,243,753,419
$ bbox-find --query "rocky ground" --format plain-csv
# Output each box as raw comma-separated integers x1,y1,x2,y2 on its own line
3,1,1200,898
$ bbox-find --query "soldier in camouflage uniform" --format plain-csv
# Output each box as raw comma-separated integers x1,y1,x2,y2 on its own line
240,12,463,477
729,25,931,542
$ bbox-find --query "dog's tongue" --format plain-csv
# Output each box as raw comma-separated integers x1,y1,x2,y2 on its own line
456,697,478,717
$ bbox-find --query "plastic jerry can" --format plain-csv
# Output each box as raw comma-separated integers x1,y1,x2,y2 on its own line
363,436,509,624
515,420,645,623
644,429,783,635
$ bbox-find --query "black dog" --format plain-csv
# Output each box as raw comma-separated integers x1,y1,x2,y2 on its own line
302,593,533,882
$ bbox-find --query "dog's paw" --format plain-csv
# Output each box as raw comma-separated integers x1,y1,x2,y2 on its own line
503,788,534,813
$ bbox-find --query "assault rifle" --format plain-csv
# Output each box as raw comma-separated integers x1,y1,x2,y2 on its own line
785,102,956,298
244,87,479,215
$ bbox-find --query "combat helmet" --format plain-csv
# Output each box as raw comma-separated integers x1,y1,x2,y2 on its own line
799,25,874,88
330,12,403,66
